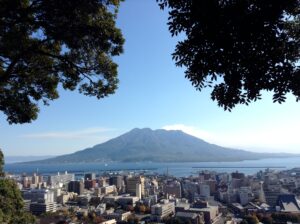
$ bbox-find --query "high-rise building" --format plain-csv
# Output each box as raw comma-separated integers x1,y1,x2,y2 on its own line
84,173,96,181
231,178,242,189
200,184,210,198
23,189,54,203
205,180,216,194
109,176,124,191
101,185,117,194
151,200,175,221
164,181,182,198
30,201,57,215
239,187,252,205
126,176,145,197
182,181,199,200
264,181,281,206
68,180,84,195
265,188,281,206
232,172,245,179
48,171,74,187
32,173,40,185
136,183,142,199
22,175,31,188
98,177,107,187
85,179,96,190
258,181,266,203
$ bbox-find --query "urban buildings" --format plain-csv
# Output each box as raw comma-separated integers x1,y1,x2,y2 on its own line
48,171,74,187
5,167,300,223
151,200,175,221
68,180,84,195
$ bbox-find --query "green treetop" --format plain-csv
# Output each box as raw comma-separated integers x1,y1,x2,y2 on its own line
0,150,4,177
158,0,300,110
0,149,36,223
0,0,124,124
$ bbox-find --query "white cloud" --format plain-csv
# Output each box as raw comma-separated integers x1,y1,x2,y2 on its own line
21,127,114,140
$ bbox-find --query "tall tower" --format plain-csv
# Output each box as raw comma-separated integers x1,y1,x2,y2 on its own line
126,176,145,196
259,181,266,203
136,183,142,199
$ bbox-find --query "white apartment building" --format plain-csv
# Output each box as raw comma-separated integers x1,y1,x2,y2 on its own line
48,171,74,187
151,200,175,220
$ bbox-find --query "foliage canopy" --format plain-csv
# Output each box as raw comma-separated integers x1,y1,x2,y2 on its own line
0,150,4,177
244,215,259,224
0,149,36,223
158,0,300,110
0,0,124,124
0,179,36,223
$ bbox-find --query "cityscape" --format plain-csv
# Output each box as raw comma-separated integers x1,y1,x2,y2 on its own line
1,0,300,224
4,165,300,224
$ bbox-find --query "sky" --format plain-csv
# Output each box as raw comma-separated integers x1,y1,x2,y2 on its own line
1,0,300,156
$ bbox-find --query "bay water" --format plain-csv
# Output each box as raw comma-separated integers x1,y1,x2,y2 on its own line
4,157,300,177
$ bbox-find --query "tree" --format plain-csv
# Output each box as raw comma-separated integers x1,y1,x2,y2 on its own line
158,0,300,110
256,213,263,221
139,204,146,214
261,216,273,224
240,220,248,224
126,204,134,212
134,204,146,214
0,0,124,124
0,150,4,177
272,213,300,223
0,149,36,223
127,214,139,224
244,215,259,224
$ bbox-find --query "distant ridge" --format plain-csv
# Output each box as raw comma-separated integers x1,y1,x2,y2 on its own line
6,155,55,164
29,128,297,164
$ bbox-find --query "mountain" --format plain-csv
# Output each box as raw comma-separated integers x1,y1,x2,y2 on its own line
5,155,55,164
31,128,295,164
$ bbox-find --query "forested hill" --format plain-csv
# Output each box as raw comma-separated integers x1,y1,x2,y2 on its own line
31,128,295,163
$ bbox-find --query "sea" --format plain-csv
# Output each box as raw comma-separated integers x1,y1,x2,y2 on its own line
4,157,300,177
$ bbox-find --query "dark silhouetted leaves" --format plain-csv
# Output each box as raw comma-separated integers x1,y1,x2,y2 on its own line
158,0,300,109
0,0,124,124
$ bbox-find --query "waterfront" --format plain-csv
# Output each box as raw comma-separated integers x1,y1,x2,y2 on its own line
4,156,300,177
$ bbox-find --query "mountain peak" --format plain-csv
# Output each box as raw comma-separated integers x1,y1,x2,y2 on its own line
34,127,288,164
129,127,153,132
129,127,185,134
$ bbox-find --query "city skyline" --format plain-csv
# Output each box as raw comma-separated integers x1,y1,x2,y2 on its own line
1,0,300,156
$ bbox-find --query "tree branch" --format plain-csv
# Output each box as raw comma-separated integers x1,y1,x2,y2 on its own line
35,50,97,84
0,58,19,84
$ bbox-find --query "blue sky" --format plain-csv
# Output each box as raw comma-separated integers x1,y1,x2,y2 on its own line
1,0,300,156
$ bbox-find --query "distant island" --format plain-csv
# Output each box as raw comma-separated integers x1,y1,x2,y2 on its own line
26,128,297,164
